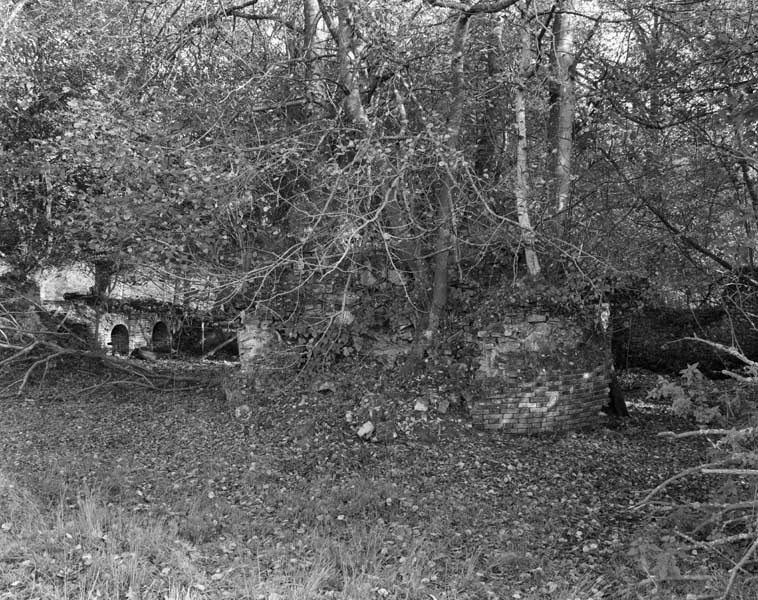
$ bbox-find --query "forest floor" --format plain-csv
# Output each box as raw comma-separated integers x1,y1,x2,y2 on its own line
0,360,746,600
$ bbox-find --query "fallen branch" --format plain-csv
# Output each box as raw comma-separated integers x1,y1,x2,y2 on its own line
679,531,755,549
635,460,733,508
722,369,756,383
201,334,238,360
637,574,712,587
19,349,70,391
670,336,758,381
692,500,758,511
701,468,758,476
658,429,746,439
720,533,758,600
0,340,42,368
79,379,203,395
2,338,208,395
0,377,25,398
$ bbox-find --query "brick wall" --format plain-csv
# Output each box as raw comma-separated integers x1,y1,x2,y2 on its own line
472,311,610,433
236,307,610,433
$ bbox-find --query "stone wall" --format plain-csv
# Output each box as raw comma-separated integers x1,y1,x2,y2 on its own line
97,312,149,354
472,310,610,433
48,301,174,355
99,311,177,355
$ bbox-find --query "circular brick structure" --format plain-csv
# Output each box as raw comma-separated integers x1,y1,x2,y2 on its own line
472,309,610,433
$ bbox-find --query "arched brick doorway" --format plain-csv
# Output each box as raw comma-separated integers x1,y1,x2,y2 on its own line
152,321,170,352
111,324,130,355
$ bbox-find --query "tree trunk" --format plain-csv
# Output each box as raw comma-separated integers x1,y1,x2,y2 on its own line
329,0,422,282
514,22,541,277
731,98,758,266
303,0,329,117
335,0,370,129
419,13,470,346
606,369,629,417
474,14,508,182
548,0,576,233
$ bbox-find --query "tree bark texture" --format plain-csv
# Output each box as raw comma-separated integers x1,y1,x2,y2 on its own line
303,0,329,116
422,13,470,342
335,0,370,129
474,14,508,181
548,0,576,230
514,22,541,277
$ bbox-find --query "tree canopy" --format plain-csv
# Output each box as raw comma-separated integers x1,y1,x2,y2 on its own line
2,0,757,337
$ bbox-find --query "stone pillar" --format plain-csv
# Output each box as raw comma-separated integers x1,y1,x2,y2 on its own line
238,318,274,373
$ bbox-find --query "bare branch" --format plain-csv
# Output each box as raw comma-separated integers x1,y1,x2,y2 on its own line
672,336,758,371
316,0,340,44
701,469,758,476
423,0,520,14
226,10,295,29
643,200,735,272
720,533,758,600
659,428,758,439
635,461,733,508
201,334,239,360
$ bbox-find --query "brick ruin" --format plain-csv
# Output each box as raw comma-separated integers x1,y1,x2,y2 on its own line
50,301,174,356
471,309,611,433
22,262,611,433
96,310,172,355
238,307,611,435
27,265,611,432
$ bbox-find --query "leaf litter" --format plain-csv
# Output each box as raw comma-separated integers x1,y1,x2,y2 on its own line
0,363,709,598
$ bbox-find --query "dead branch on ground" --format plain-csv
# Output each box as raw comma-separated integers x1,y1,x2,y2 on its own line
669,336,758,382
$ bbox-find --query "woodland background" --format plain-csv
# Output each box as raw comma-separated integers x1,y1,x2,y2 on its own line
3,2,758,600
2,0,757,348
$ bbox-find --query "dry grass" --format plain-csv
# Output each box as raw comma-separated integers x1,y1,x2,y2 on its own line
8,468,756,600
1,468,489,600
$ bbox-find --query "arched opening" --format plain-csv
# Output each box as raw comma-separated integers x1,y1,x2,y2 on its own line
152,321,171,352
110,324,130,355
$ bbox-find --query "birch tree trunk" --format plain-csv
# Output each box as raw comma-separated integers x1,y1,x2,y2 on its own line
303,0,329,116
548,0,576,231
514,22,541,277
334,0,370,129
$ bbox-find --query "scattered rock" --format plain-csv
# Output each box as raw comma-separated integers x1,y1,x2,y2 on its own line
356,421,374,439
234,404,252,421
317,381,337,393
